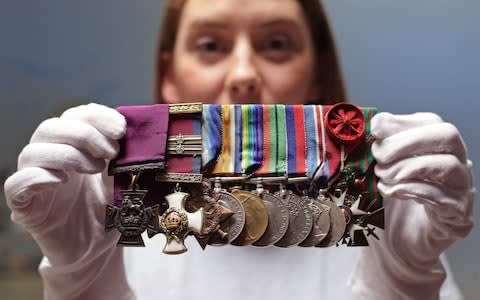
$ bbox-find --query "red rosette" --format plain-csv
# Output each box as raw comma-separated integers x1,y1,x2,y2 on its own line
325,103,366,153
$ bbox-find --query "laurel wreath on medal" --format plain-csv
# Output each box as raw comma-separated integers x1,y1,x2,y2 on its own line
159,207,189,236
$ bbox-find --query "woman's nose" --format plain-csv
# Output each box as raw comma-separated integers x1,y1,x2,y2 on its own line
226,40,261,101
231,79,258,98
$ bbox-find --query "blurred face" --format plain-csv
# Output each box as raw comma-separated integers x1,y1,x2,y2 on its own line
162,0,320,104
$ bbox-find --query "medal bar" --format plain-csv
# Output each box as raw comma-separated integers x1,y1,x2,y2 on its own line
168,102,203,114
106,102,383,253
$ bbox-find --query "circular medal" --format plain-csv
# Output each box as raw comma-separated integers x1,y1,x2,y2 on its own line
316,195,347,247
208,190,246,246
252,191,289,247
298,197,331,247
274,190,313,248
230,188,269,246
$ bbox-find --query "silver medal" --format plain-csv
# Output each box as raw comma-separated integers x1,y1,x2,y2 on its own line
298,197,330,247
253,191,289,247
274,189,313,247
316,194,347,247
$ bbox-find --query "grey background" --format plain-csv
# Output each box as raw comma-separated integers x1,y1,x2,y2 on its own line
0,0,478,299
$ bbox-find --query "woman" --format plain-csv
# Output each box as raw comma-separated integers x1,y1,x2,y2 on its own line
4,0,474,299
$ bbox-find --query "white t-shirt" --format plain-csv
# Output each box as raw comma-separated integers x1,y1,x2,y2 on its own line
121,232,463,300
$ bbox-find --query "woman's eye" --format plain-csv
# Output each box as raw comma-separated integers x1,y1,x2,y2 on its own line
265,34,291,51
195,38,221,53
261,33,293,62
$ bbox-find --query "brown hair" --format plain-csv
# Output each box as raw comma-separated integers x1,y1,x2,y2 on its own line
154,0,347,104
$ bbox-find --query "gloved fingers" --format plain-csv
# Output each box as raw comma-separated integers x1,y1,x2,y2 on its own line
60,103,126,140
371,112,443,139
377,181,473,218
18,143,106,174
4,167,67,208
30,117,119,159
374,154,472,190
372,122,467,165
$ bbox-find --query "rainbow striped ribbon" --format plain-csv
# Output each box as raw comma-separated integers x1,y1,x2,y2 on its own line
236,104,264,175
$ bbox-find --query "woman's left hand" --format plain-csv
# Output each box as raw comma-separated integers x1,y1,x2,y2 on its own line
349,112,475,300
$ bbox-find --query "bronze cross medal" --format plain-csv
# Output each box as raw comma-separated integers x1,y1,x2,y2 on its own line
159,189,204,254
105,188,160,247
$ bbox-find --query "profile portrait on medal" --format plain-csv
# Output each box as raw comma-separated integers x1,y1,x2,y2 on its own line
1,0,476,299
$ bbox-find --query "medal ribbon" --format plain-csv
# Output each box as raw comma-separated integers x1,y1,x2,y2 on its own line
312,105,341,186
235,105,243,174
304,105,322,179
256,105,277,175
285,105,307,176
345,107,382,208
112,104,169,207
111,104,169,171
237,104,264,175
211,105,236,174
346,107,376,173
276,105,287,174
202,104,222,168
165,113,202,174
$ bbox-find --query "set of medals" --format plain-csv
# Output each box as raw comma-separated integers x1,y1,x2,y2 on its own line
105,103,384,254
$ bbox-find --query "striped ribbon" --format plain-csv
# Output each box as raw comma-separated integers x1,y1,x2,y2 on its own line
345,107,382,208
202,104,222,168
304,105,322,179
211,105,236,174
276,105,287,174
312,105,341,187
256,105,276,175
235,105,242,174
285,105,307,176
165,114,202,173
254,104,289,176
236,105,264,175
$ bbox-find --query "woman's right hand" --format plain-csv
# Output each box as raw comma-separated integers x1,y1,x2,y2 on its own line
4,103,134,299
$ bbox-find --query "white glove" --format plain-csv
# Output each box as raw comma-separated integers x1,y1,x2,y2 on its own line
349,112,475,300
4,103,135,299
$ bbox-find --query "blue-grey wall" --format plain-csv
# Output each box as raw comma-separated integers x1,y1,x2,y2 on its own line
1,0,478,298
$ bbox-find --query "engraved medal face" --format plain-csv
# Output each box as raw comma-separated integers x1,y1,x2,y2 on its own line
117,190,149,233
316,196,347,247
106,189,160,247
298,198,331,247
253,192,289,247
208,190,246,246
274,190,313,248
230,189,269,246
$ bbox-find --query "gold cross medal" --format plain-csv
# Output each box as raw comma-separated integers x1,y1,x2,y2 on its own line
159,186,204,254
